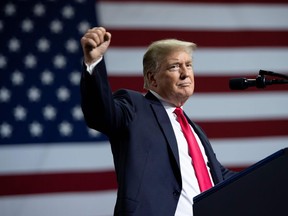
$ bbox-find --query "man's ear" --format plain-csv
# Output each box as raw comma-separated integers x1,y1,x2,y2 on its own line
147,71,157,87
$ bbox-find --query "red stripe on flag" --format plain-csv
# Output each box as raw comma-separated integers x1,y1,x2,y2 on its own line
0,167,250,196
108,30,288,47
227,166,247,172
195,76,288,93
197,119,288,139
109,75,288,93
0,171,117,196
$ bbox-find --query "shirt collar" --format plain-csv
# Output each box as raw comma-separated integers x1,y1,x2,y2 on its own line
149,90,183,113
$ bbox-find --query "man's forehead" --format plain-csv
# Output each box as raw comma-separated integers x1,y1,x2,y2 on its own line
165,56,192,63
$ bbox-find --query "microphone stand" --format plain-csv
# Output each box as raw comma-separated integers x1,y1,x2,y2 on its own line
255,70,288,88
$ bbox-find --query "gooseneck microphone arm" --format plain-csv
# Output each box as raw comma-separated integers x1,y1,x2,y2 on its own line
229,70,288,90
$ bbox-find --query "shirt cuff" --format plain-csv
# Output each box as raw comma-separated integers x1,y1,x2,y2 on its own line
85,57,103,75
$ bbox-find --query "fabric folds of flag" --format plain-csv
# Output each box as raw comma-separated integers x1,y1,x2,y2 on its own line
1,0,288,216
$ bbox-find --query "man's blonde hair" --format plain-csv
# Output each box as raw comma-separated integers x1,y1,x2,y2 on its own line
143,39,196,89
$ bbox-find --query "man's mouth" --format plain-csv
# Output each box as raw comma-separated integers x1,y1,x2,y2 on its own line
177,82,191,87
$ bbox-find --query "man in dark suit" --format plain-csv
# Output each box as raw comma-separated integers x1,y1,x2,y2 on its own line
80,27,235,216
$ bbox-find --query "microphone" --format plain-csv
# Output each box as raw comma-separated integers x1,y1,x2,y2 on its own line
229,70,288,90
229,76,268,90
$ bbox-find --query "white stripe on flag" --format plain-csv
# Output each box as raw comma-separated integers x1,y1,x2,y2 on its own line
185,92,288,120
211,136,288,166
98,2,288,30
1,138,287,174
105,48,288,75
0,142,114,174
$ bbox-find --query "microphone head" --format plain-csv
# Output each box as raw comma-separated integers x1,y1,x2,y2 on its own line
229,78,249,90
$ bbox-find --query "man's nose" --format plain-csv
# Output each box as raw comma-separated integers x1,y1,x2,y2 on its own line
180,66,189,79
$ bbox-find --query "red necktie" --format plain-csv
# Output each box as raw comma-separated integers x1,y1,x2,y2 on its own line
174,107,213,192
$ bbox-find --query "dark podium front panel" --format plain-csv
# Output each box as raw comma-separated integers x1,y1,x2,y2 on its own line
193,148,288,216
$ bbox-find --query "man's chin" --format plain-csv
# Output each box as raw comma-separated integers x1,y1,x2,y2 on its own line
179,88,194,97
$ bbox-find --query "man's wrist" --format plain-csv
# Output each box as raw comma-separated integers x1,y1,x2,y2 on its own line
85,57,103,74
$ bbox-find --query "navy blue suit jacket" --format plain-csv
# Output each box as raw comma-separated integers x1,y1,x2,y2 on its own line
81,60,234,215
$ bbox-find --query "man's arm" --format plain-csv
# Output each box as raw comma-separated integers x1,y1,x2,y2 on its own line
80,27,115,134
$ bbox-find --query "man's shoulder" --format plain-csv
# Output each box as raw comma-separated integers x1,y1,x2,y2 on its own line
114,89,143,96
113,89,159,105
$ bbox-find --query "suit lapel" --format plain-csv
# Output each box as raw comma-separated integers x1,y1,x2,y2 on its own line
145,92,180,168
144,92,222,183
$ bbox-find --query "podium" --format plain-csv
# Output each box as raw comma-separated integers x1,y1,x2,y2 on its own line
193,148,288,216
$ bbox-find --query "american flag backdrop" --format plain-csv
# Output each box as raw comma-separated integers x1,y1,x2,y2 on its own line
0,0,288,215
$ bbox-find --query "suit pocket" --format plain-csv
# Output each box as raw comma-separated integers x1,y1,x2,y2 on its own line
115,198,139,215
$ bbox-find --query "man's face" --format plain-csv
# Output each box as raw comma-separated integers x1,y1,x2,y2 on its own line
151,50,195,107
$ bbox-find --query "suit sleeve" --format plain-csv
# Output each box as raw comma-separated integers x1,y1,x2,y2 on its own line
80,59,135,136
